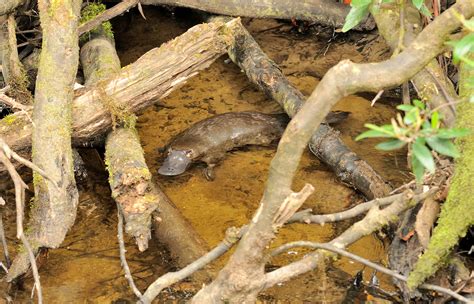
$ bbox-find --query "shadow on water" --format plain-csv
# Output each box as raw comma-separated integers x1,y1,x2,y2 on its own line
0,6,409,303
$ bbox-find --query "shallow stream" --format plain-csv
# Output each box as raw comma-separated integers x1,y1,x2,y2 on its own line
0,7,410,303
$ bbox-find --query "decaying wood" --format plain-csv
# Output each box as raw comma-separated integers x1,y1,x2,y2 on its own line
80,24,159,251
106,128,160,251
6,0,82,281
372,4,458,127
414,197,439,249
0,0,25,16
141,0,375,30
0,18,240,173
215,16,391,199
191,0,473,301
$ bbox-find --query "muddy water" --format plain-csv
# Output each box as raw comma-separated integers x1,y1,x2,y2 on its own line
1,7,409,303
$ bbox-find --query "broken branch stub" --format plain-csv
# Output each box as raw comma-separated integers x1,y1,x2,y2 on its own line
106,127,159,251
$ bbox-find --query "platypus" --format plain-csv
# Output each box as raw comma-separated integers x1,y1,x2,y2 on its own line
158,111,349,179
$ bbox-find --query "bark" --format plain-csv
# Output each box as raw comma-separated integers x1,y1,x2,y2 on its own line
105,128,160,251
0,18,239,173
371,4,457,127
0,0,25,16
82,14,211,260
407,53,474,289
2,14,32,105
6,0,82,281
191,1,473,302
151,184,210,267
80,22,159,251
215,16,391,199
141,0,375,30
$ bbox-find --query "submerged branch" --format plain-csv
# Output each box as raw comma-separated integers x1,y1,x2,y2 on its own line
271,242,471,303
288,190,431,224
141,226,247,303
264,188,438,288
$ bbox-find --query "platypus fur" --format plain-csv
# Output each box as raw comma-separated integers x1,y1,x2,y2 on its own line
158,110,348,179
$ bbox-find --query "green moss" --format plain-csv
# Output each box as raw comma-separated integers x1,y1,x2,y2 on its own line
2,114,17,125
407,53,474,289
80,2,114,43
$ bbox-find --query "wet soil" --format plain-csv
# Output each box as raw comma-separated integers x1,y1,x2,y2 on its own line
0,7,410,303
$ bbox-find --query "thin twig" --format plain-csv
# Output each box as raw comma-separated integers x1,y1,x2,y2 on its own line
0,93,32,112
0,213,11,268
0,139,58,188
0,144,43,303
370,90,384,106
78,0,139,36
288,190,432,224
117,206,144,301
271,242,472,303
424,67,458,114
141,226,247,303
20,234,43,304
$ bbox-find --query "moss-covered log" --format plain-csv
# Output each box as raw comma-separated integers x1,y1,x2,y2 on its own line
79,11,158,251
142,0,374,30
0,18,239,174
0,0,25,16
406,54,474,289
371,4,457,127
215,16,391,199
6,0,82,281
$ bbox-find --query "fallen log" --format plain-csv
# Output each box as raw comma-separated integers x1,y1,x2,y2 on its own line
82,10,211,263
213,16,391,199
79,13,159,251
140,0,375,30
6,0,82,281
0,18,239,172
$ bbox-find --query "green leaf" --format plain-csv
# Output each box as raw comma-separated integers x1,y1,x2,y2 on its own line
418,3,432,17
431,111,439,129
412,99,425,110
437,128,471,139
342,2,371,32
356,129,395,140
447,33,474,64
426,137,460,158
413,138,435,173
411,152,425,183
376,139,406,151
364,123,395,135
397,104,415,112
412,0,423,9
404,109,418,125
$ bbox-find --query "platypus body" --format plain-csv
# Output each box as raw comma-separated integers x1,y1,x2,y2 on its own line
158,111,349,179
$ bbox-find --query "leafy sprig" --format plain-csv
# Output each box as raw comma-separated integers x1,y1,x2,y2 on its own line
356,100,470,182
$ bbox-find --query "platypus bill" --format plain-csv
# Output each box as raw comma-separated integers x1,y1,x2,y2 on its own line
158,111,349,180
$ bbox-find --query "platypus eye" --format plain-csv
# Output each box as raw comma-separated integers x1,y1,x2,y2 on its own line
185,150,193,158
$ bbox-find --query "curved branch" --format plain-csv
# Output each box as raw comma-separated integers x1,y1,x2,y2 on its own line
192,1,473,302
270,242,471,303
288,190,430,224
